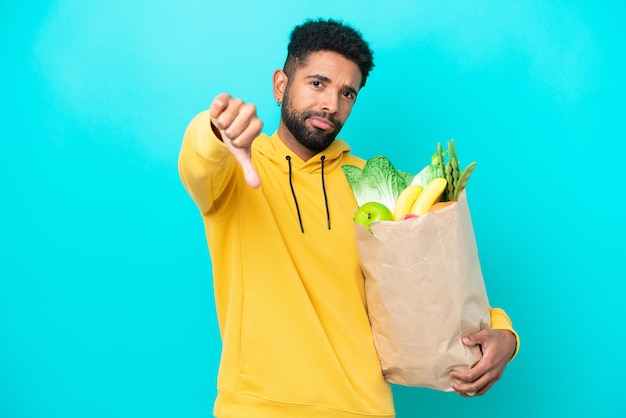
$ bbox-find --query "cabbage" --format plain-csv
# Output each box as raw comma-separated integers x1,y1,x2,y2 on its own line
342,155,414,210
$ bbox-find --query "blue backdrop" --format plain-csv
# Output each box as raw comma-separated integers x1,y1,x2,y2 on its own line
2,1,624,417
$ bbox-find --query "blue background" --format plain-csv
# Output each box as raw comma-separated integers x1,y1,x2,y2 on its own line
2,1,624,417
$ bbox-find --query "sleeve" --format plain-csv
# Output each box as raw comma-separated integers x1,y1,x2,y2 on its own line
489,307,520,360
178,110,242,216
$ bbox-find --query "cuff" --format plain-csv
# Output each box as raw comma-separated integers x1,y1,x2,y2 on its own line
489,307,520,360
191,110,231,162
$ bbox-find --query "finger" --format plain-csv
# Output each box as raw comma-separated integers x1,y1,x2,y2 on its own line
450,356,489,383
222,129,260,189
455,389,477,398
231,146,261,189
450,346,488,383
229,117,263,150
213,97,244,132
461,375,496,397
475,379,496,396
450,372,491,396
450,364,481,386
463,330,487,347
209,93,232,121
225,104,262,147
450,368,476,384
451,355,502,395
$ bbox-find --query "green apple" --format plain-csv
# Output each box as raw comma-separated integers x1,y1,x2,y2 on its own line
353,201,394,232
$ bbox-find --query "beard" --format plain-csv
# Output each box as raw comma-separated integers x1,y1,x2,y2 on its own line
281,92,343,153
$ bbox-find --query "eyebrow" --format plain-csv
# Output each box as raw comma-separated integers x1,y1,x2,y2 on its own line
305,74,359,97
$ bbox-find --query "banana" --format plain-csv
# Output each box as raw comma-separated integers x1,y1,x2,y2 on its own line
393,184,423,219
410,178,448,215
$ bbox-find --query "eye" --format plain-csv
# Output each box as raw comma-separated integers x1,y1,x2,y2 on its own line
342,91,355,101
311,80,323,88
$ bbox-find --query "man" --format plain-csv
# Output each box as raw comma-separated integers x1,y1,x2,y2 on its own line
179,18,518,418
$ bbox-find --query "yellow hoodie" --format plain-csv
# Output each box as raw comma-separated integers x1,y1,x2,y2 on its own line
179,110,517,417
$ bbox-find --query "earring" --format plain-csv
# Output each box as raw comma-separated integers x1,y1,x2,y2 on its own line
277,100,282,107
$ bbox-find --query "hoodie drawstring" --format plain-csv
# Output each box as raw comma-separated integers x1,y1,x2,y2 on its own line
285,155,332,233
286,156,305,233
320,156,331,230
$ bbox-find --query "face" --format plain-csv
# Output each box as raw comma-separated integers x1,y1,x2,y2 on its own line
276,51,362,156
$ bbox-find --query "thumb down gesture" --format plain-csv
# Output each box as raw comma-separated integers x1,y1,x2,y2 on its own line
209,93,263,188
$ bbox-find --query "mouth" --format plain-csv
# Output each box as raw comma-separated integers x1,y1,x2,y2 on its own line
308,116,336,131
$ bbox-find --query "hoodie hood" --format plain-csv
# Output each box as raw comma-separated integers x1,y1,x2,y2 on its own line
252,131,354,233
253,131,352,174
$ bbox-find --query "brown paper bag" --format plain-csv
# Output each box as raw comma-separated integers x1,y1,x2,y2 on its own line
354,191,491,391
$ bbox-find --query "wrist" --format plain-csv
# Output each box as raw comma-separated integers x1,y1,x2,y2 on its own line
503,329,518,361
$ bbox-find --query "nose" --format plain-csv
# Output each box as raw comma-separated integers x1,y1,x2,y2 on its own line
319,91,338,114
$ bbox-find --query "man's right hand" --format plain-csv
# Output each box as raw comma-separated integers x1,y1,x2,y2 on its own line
210,93,263,188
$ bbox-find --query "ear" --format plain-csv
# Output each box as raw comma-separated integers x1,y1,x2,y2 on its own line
273,69,288,103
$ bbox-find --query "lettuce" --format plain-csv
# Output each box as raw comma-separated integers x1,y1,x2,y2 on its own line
411,151,445,188
342,155,414,210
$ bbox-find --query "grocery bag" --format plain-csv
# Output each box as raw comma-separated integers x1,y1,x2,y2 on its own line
354,190,491,391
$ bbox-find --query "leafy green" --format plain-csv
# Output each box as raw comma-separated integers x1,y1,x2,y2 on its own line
342,155,414,210
411,150,445,188
412,141,477,201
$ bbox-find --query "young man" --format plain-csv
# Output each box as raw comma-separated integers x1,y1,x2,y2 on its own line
179,19,518,418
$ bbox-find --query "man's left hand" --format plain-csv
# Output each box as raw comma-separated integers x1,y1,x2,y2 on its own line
449,329,517,397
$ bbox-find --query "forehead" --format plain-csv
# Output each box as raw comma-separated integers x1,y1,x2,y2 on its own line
296,50,362,88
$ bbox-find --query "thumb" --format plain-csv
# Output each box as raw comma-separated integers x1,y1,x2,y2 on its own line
231,146,261,189
462,330,486,347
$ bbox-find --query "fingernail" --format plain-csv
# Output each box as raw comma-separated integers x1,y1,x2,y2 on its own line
462,337,470,344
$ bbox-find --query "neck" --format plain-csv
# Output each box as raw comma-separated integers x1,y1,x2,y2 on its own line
277,122,317,162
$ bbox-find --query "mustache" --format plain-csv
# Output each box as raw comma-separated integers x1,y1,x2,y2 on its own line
302,111,342,130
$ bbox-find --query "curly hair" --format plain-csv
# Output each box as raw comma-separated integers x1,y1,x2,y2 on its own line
283,18,374,88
